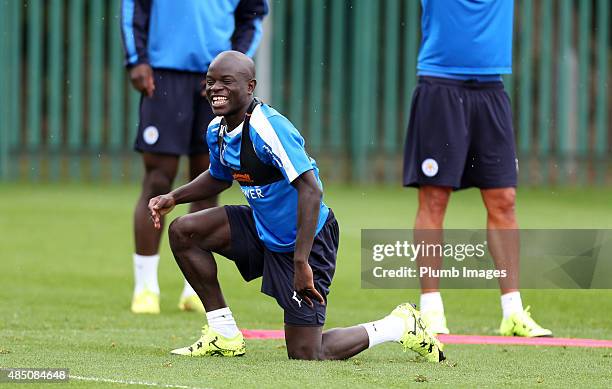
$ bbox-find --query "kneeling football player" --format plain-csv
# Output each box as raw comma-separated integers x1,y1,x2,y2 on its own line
148,51,445,362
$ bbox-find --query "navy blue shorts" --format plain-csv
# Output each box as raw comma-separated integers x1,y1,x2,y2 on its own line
403,76,518,189
224,205,339,326
134,69,213,156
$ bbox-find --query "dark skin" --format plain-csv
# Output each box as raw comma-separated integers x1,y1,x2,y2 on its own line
149,51,369,360
128,64,217,257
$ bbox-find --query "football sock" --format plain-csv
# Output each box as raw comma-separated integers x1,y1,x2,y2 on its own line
420,291,444,313
206,307,240,338
133,253,160,295
501,291,523,318
181,279,198,299
360,315,406,348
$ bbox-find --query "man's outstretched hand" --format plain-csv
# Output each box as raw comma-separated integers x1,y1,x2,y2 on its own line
293,261,325,308
148,194,176,229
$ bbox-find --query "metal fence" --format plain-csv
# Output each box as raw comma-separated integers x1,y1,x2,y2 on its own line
0,0,609,185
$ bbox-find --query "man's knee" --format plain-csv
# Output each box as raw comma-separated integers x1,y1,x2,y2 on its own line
419,187,451,216
484,188,516,218
143,169,174,197
168,216,195,252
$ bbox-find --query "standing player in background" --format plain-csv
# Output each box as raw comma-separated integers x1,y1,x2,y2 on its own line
403,0,552,337
148,51,445,362
121,0,268,314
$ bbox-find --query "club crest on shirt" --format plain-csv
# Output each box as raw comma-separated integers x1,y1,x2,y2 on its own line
143,126,159,145
421,158,439,177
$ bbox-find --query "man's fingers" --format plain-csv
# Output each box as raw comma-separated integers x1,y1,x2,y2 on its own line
300,293,313,308
145,76,155,97
310,288,326,306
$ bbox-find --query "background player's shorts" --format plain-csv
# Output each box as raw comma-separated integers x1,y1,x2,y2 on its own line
134,68,213,156
403,76,518,189
224,205,339,326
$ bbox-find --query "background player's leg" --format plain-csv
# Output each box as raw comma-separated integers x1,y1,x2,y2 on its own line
480,187,519,294
134,153,179,255
414,185,452,293
132,153,179,313
178,153,219,309
414,185,452,334
168,207,232,311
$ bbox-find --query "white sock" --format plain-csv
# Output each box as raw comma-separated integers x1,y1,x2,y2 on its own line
133,254,160,295
420,292,444,313
360,314,407,348
181,279,198,299
206,307,240,338
501,291,523,318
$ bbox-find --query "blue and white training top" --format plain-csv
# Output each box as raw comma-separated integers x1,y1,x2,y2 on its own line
207,104,330,253
417,0,514,77
121,0,268,72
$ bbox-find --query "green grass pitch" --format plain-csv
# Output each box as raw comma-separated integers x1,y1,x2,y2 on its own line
1,183,611,388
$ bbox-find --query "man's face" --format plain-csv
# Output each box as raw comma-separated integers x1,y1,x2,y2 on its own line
205,60,254,117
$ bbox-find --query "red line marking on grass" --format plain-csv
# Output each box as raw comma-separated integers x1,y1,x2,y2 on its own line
241,329,612,348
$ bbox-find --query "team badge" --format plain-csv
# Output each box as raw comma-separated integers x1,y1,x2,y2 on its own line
421,158,439,177
143,126,159,145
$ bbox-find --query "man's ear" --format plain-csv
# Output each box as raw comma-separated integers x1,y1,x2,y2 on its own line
248,79,257,94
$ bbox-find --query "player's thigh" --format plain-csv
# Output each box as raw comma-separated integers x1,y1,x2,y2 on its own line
135,69,195,155
462,87,517,189
403,78,471,189
170,207,231,254
284,325,323,360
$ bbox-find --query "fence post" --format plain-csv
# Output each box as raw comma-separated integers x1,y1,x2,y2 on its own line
0,0,8,181
308,0,324,153
48,0,64,181
518,0,533,156
109,0,125,182
88,0,105,180
537,0,553,185
595,0,609,184
383,0,400,183
68,0,85,181
557,0,572,184
329,0,345,154
27,0,43,180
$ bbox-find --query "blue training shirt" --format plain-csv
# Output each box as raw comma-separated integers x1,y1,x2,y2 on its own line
121,0,268,72
207,104,330,253
417,0,514,76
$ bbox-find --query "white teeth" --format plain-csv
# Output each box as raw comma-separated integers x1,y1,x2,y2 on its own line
212,96,228,103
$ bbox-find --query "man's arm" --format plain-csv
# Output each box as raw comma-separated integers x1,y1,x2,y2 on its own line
148,171,231,229
231,0,269,56
291,170,325,307
120,0,154,96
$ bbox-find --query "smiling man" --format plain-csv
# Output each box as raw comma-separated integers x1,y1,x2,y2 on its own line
148,51,444,361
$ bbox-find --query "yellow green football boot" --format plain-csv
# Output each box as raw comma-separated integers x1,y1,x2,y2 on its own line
131,290,160,314
499,306,552,337
421,309,450,335
178,294,205,313
391,303,445,362
171,325,246,357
